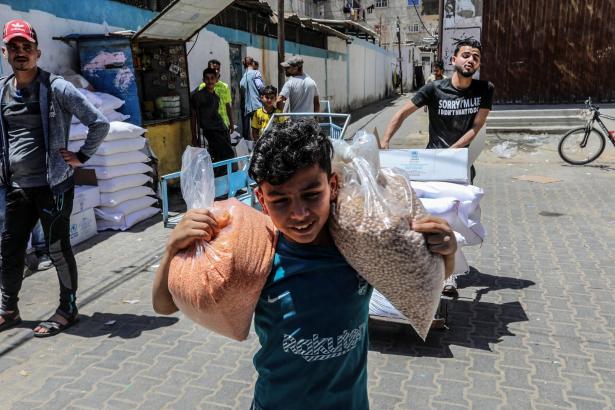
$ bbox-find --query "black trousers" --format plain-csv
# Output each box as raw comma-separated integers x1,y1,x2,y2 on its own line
0,186,77,313
204,128,235,177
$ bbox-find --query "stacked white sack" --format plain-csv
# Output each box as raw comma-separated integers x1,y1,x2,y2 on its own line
410,181,485,278
68,89,158,231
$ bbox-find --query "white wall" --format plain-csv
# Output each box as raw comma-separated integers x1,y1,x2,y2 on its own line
186,25,398,113
185,29,231,90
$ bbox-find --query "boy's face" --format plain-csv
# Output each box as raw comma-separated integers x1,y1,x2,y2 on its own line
203,73,217,90
261,92,275,108
255,164,338,245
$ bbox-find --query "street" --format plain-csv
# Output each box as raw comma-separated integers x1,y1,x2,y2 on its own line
1,96,614,409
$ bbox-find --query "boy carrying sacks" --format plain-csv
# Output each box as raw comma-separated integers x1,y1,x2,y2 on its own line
152,120,457,409
250,85,284,141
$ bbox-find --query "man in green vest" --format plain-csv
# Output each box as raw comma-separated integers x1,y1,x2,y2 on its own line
197,59,234,134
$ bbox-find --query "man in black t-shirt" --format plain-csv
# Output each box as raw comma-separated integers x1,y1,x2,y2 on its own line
382,39,494,179
190,67,234,169
382,39,494,299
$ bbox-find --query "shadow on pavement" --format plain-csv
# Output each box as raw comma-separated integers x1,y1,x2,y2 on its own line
369,267,534,358
60,312,177,338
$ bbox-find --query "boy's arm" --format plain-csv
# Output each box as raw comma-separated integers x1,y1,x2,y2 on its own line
152,209,219,315
251,127,260,141
313,96,320,113
412,216,457,278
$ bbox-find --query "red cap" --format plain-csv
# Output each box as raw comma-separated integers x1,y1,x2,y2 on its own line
3,19,37,44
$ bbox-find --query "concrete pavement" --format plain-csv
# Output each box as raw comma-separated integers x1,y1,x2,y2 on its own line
1,96,614,409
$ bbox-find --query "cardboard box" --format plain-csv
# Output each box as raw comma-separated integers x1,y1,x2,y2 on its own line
73,185,101,215
69,208,97,246
74,168,98,186
379,148,469,183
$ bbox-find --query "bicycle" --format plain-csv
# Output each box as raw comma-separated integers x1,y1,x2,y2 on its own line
558,98,615,165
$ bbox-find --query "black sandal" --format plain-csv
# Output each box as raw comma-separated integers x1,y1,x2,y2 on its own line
0,309,21,331
33,308,79,338
442,284,459,298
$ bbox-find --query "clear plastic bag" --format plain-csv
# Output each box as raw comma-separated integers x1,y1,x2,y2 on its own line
168,147,276,341
329,132,444,340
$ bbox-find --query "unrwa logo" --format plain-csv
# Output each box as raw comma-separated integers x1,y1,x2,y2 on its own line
410,150,419,161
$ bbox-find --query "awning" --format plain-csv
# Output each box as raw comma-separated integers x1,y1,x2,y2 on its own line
305,18,379,43
133,0,235,42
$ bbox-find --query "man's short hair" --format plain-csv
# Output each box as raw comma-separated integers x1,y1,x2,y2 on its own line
454,39,482,56
242,56,254,68
434,60,444,70
261,85,277,96
249,120,332,186
208,59,221,67
202,67,217,78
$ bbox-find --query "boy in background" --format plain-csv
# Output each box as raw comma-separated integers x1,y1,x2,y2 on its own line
152,120,456,409
250,85,284,141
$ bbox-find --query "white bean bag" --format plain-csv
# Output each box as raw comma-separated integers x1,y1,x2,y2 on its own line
85,150,149,167
86,163,153,180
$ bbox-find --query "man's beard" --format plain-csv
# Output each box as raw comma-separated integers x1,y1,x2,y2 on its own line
454,64,476,78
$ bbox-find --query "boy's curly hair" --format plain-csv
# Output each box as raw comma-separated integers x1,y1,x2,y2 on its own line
248,120,333,186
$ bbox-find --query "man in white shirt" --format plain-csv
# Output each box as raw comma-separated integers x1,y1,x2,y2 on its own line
277,56,320,115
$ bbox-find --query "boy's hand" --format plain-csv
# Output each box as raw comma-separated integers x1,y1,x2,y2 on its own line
412,216,457,256
167,209,219,255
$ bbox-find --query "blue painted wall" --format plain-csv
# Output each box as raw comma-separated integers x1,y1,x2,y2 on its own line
0,0,155,30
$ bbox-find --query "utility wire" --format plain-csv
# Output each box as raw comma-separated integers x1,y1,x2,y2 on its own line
411,1,437,39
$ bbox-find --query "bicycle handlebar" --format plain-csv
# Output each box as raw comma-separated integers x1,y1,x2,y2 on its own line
585,97,600,112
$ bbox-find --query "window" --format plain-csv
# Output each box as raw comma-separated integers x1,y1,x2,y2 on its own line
408,23,420,32
421,0,438,14
375,0,389,7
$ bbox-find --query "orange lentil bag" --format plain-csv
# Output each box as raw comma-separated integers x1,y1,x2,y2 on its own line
168,198,276,341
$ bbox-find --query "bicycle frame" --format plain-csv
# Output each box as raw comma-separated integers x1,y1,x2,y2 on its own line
582,107,615,147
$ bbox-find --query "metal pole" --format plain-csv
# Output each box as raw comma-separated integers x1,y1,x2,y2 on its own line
438,0,444,61
397,17,403,94
277,0,286,91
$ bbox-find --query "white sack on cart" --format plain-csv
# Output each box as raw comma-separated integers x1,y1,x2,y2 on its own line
95,196,157,222
69,137,146,156
97,174,152,193
85,150,149,167
410,180,484,202
86,163,152,180
73,185,100,214
99,186,155,208
96,206,159,231
419,197,485,246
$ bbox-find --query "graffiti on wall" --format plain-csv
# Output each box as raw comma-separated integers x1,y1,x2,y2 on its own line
441,0,482,76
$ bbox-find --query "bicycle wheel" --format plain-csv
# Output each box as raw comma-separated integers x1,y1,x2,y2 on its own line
558,127,606,165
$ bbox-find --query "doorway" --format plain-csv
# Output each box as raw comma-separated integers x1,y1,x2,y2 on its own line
228,44,243,132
